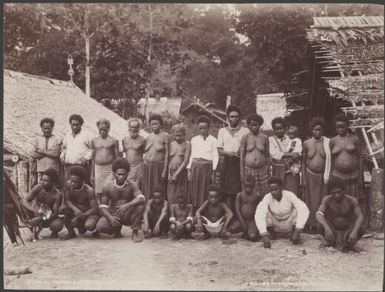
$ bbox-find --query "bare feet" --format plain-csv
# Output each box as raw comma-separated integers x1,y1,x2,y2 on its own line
132,230,143,243
62,232,76,241
91,231,100,238
113,231,123,238
50,231,59,238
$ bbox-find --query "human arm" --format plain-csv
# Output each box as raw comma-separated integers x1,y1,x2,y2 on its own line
265,136,271,170
239,136,247,180
50,192,62,220
98,186,120,227
221,203,233,233
315,197,335,242
301,142,308,188
143,200,152,235
114,139,120,159
348,197,364,243
25,185,40,204
31,137,44,159
84,187,98,217
235,193,247,231
60,135,67,163
195,200,208,232
212,137,219,171
115,182,146,216
172,142,191,180
186,137,195,180
288,192,309,231
90,139,96,185
161,134,169,181
355,136,364,189
254,195,271,235
153,201,168,234
64,185,83,216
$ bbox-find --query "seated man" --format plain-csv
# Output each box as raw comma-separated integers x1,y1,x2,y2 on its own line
60,166,100,240
196,185,233,239
229,175,262,242
169,191,194,240
26,168,63,240
316,178,364,252
96,158,145,242
255,177,309,248
143,186,169,238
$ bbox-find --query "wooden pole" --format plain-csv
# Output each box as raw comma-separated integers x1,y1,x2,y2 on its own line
85,4,90,97
368,168,383,232
11,163,18,189
16,161,29,198
29,160,37,190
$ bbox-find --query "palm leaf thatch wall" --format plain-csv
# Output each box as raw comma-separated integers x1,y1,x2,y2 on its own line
4,70,142,195
286,16,384,135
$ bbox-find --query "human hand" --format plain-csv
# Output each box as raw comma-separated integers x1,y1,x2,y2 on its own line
291,229,301,245
262,234,271,248
187,170,193,182
153,224,160,235
109,216,121,228
28,216,42,227
324,227,335,243
161,171,167,182
169,174,177,183
347,230,358,245
196,223,203,233
241,222,248,233
115,204,129,217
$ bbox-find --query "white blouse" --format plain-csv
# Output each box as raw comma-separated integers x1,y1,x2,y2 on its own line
187,135,219,170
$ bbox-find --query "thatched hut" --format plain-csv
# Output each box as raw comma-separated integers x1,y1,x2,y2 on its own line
286,16,384,230
4,70,145,196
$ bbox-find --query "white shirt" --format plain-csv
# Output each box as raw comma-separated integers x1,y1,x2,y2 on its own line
61,130,92,164
187,135,219,170
217,126,250,153
255,190,309,234
269,135,302,160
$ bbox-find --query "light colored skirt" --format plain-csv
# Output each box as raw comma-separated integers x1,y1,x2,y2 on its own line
94,163,113,194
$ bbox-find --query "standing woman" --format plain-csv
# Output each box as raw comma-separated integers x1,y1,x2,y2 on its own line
302,117,331,230
329,113,363,199
141,114,169,201
269,117,302,194
167,124,191,206
240,113,270,196
187,115,219,210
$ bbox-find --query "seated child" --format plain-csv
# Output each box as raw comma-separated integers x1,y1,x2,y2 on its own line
143,186,169,238
229,175,262,242
285,125,302,175
195,184,233,239
169,191,194,239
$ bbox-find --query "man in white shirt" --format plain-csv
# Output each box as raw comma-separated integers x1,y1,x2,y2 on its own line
61,114,92,183
255,176,309,248
217,105,249,210
269,117,302,193
187,115,219,210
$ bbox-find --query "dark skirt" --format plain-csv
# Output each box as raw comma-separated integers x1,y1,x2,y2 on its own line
244,164,270,195
188,159,213,210
330,169,361,199
141,161,166,201
221,156,242,196
304,168,326,228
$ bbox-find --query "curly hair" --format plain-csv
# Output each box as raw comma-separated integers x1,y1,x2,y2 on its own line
268,176,283,187
207,184,220,195
40,117,55,128
96,118,111,129
69,165,88,181
172,124,186,136
69,114,84,125
112,158,131,173
43,168,59,185
152,185,165,197
243,174,255,185
226,104,241,116
271,117,286,129
197,115,211,126
334,112,350,127
246,113,264,126
309,116,326,131
328,177,345,192
149,113,163,125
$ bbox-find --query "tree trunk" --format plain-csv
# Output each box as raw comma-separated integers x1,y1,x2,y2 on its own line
369,168,383,232
29,160,37,191
16,161,29,198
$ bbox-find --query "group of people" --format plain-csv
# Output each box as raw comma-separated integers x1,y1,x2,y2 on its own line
26,106,365,251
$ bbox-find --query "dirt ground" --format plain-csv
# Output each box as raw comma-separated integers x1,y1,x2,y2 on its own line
3,227,384,291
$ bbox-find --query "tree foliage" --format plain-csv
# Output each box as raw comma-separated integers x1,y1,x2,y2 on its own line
4,3,382,118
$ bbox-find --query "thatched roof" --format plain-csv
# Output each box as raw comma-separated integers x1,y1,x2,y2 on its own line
4,70,146,160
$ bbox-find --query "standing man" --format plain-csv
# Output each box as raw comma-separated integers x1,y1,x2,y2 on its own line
217,105,249,210
122,118,146,185
32,118,61,184
60,114,93,183
91,119,119,201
